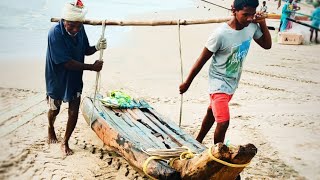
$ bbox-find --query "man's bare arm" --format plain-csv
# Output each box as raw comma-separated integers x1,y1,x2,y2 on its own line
254,16,272,50
64,59,103,72
85,46,97,56
179,48,213,94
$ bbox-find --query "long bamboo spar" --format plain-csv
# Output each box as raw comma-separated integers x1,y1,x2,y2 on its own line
50,17,232,26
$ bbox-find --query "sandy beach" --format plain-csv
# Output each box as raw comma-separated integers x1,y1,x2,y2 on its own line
1,0,320,179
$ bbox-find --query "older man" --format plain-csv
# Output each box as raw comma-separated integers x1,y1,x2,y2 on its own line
45,0,106,156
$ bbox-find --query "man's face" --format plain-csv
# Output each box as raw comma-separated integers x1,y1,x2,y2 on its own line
63,20,83,36
234,6,256,27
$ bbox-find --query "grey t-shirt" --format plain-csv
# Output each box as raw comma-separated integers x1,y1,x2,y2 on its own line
205,22,263,95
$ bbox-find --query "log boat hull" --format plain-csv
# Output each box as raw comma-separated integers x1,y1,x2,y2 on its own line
81,97,257,180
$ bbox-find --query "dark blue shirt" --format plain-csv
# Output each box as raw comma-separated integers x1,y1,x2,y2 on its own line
45,20,89,102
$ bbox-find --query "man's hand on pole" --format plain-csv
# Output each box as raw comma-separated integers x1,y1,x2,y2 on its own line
95,37,107,51
91,60,103,72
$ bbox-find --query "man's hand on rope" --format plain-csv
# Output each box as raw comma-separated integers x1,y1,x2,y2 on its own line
95,37,107,51
91,60,103,72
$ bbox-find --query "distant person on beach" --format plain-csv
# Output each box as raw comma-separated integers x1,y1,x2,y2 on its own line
310,4,320,43
290,0,301,20
45,0,106,156
279,0,294,32
260,1,268,13
179,0,271,145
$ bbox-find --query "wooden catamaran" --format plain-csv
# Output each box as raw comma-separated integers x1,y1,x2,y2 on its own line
81,96,257,180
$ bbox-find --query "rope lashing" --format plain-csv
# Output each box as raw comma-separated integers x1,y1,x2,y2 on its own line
90,19,107,127
177,19,184,127
142,156,163,180
207,146,251,168
142,145,251,179
142,146,195,180
179,146,195,160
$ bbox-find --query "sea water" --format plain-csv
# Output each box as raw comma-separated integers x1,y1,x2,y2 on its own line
0,0,194,60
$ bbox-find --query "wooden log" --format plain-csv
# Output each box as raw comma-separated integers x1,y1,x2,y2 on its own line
81,97,180,179
110,109,155,148
51,17,232,26
171,143,257,180
143,112,184,148
144,108,206,153
119,109,167,149
127,109,142,121
132,108,180,149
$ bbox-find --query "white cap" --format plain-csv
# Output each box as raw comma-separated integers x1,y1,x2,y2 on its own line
61,2,87,22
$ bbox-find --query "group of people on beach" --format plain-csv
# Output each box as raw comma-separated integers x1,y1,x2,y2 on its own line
44,0,274,158
278,0,320,43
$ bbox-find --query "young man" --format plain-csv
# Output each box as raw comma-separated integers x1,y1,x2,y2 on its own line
45,0,106,156
179,0,271,144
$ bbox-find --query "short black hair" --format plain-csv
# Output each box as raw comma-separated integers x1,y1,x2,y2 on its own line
233,0,259,10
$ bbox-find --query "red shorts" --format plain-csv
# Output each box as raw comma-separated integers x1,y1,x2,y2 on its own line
210,93,233,123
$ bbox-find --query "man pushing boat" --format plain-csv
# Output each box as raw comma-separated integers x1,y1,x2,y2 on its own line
45,0,106,156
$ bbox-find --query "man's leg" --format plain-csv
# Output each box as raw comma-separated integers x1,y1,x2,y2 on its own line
62,96,81,156
214,121,229,144
48,108,60,143
310,29,314,42
278,20,282,32
315,30,318,44
196,107,215,143
47,96,62,144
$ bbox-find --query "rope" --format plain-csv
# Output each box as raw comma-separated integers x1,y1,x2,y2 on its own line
90,19,107,127
200,0,231,11
142,156,163,180
142,145,250,178
207,146,250,168
179,147,195,160
142,146,195,180
177,19,184,127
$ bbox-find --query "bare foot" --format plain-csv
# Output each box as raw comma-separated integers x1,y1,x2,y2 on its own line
48,126,58,144
61,143,73,156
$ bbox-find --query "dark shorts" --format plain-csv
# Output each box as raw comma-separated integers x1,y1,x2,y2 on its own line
46,92,81,110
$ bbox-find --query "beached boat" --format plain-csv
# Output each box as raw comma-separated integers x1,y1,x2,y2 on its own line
81,96,257,180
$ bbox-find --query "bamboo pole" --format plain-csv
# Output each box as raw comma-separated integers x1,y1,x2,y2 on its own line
50,17,232,26
51,14,273,26
287,17,320,31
